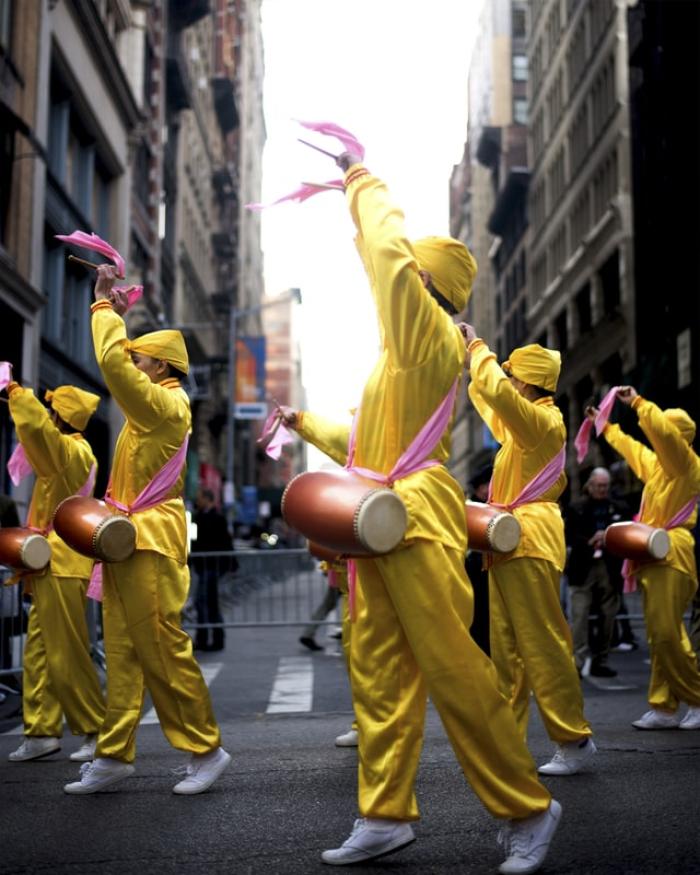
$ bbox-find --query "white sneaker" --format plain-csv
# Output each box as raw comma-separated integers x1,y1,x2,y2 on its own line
69,735,97,762
8,737,61,762
498,799,562,874
631,708,681,730
64,757,135,794
679,706,700,730
537,738,596,776
322,817,415,865
335,729,359,748
172,746,231,795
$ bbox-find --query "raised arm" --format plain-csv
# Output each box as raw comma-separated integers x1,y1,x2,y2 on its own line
8,384,77,477
601,423,656,484
343,164,450,368
633,395,700,482
295,411,351,468
468,339,554,449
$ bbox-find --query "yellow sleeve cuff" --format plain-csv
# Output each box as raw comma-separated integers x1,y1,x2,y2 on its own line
468,338,486,353
6,381,21,396
91,300,114,313
344,164,369,188
631,395,644,411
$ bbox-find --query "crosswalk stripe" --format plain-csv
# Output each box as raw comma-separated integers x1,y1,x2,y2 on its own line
266,656,313,713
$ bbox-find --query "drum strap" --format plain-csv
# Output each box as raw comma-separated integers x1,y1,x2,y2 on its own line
344,376,460,617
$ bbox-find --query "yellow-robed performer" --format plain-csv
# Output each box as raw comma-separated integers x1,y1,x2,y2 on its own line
466,337,594,774
64,267,230,795
594,386,700,730
284,147,560,874
5,383,105,763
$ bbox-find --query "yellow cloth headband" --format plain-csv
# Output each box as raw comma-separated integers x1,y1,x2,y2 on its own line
45,385,100,431
127,329,189,375
503,344,561,392
412,236,477,314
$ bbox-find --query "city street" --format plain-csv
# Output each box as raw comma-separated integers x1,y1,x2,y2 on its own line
1,622,699,875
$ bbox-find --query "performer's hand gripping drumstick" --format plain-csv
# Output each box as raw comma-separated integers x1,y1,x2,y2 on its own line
457,322,477,368
93,263,136,318
272,397,299,429
616,385,638,405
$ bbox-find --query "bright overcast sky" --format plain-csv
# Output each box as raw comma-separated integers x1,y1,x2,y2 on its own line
260,0,483,469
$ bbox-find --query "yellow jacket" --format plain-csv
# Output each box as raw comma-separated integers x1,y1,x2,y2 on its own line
298,167,467,552
91,304,190,563
8,385,96,579
603,396,697,581
468,339,567,570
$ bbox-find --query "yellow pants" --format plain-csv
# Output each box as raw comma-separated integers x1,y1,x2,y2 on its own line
638,565,700,711
95,551,221,763
490,558,591,744
351,540,551,822
336,574,358,733
22,570,105,737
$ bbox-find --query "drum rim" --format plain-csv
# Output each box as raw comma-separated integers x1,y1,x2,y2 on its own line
18,533,51,570
484,511,521,553
352,487,407,554
92,514,136,561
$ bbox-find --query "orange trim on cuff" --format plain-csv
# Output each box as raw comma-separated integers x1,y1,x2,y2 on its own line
344,167,369,188
6,381,21,396
468,338,485,353
91,299,114,313
631,395,644,411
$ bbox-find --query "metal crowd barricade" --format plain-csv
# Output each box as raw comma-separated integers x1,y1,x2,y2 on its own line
0,570,26,695
184,548,336,630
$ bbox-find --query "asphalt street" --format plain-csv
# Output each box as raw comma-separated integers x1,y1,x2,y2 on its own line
1,621,699,875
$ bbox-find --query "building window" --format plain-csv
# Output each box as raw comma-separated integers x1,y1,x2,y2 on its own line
513,98,528,125
512,54,528,82
0,0,12,54
512,4,527,39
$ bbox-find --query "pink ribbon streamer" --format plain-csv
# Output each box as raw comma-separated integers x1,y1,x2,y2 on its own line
246,180,344,211
257,409,295,460
88,436,190,602
55,231,143,311
296,120,366,160
574,387,621,463
55,231,126,277
0,361,12,390
7,443,33,486
344,377,460,618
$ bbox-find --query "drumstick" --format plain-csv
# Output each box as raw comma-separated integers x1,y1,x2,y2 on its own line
297,138,339,160
300,181,343,191
67,254,125,279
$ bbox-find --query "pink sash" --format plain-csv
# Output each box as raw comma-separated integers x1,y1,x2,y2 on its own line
87,436,189,601
622,495,698,593
487,445,566,511
344,378,459,617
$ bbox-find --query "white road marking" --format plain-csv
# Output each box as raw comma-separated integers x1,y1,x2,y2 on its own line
266,656,313,713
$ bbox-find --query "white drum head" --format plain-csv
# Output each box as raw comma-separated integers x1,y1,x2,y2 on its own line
647,528,670,560
488,513,521,553
355,489,408,554
96,517,137,562
20,535,52,571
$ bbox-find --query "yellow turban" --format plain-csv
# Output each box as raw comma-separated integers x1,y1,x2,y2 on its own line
503,344,561,392
127,329,189,376
664,408,696,444
412,236,477,314
45,386,100,431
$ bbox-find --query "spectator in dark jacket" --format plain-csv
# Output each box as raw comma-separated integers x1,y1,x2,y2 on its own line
565,468,629,677
191,489,235,651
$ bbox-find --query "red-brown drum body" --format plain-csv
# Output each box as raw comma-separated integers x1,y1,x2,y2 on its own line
0,528,51,571
466,501,521,553
53,496,136,563
603,521,670,562
282,469,407,557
